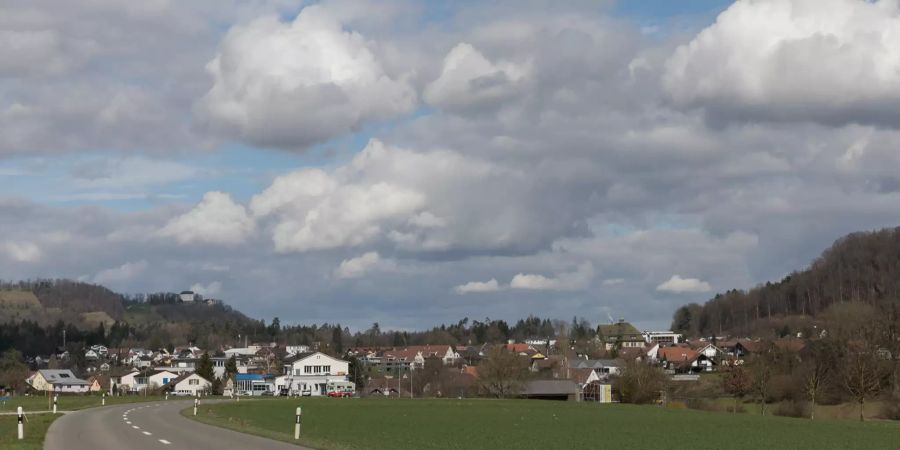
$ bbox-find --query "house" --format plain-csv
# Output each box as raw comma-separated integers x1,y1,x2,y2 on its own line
90,345,108,357
86,376,103,393
364,376,403,397
658,346,715,373
282,352,353,396
597,320,645,350
148,370,179,390
84,349,100,360
179,290,197,302
569,359,625,379
26,370,92,393
618,343,660,363
569,368,601,387
642,331,683,346
522,379,581,401
695,343,724,360
112,369,140,392
169,373,211,396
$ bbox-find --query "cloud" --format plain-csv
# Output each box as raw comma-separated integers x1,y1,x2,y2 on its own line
454,278,502,294
656,275,711,294
602,278,624,286
158,191,255,245
424,42,529,112
664,0,900,127
196,5,417,149
190,281,222,297
69,157,198,190
334,252,393,279
2,241,42,263
510,261,594,291
94,260,148,285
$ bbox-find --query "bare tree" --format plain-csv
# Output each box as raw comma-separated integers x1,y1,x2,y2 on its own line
800,340,834,420
838,341,886,421
476,346,530,398
615,361,668,404
721,364,752,414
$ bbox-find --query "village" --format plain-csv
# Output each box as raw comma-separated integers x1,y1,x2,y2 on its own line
17,317,824,405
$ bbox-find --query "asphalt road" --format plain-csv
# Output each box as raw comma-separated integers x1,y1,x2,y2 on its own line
44,400,309,450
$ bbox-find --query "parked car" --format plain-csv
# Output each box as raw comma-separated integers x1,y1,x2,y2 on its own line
327,390,353,398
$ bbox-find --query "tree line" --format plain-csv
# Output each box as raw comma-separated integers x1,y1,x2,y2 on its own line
672,227,900,337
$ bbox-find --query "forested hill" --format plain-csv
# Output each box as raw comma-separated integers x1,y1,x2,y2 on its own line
671,227,900,337
0,279,255,330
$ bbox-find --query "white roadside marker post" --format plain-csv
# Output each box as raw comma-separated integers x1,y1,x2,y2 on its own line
165,392,168,401
17,406,24,440
53,395,58,414
193,398,198,416
294,407,302,440
102,392,106,406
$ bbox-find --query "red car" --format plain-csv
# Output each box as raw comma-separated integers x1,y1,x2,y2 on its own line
327,390,353,398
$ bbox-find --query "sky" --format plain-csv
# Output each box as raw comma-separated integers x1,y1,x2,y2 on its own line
3,0,900,332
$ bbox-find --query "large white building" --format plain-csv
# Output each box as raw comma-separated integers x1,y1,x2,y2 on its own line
280,352,353,396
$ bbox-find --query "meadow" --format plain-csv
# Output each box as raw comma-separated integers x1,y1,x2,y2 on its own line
0,394,166,450
185,397,900,450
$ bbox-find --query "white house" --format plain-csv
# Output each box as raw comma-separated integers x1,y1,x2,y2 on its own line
148,370,179,390
282,352,353,396
179,290,197,302
114,370,141,392
642,331,683,346
170,373,211,396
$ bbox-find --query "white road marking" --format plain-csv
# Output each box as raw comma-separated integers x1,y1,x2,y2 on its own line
142,431,152,436
132,425,140,429
159,439,172,445
126,421,132,425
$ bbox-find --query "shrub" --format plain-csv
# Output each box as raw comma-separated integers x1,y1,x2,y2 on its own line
878,394,900,420
773,400,808,418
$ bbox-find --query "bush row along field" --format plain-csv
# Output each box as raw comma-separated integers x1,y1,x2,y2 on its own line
186,397,900,450
0,394,167,450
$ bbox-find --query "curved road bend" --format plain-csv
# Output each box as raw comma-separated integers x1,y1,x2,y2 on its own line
45,400,308,450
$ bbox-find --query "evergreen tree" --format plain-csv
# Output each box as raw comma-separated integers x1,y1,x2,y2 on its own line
196,352,215,381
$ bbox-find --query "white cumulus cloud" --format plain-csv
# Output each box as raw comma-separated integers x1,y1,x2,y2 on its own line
510,261,594,291
424,42,529,112
664,0,900,127
656,275,711,294
334,252,392,279
158,191,255,245
454,278,502,294
196,5,417,149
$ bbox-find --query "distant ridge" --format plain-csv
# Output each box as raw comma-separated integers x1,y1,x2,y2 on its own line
672,227,900,337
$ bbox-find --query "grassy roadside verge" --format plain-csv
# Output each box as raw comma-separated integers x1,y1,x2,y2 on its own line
183,397,900,450
0,395,167,450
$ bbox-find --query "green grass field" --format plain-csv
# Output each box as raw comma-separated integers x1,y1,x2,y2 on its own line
0,394,166,450
185,397,900,450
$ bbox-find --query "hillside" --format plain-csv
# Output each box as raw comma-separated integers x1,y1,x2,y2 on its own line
0,279,255,331
672,227,900,337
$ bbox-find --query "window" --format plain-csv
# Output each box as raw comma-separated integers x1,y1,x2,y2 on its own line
189,379,199,385
304,366,312,374
324,365,331,374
